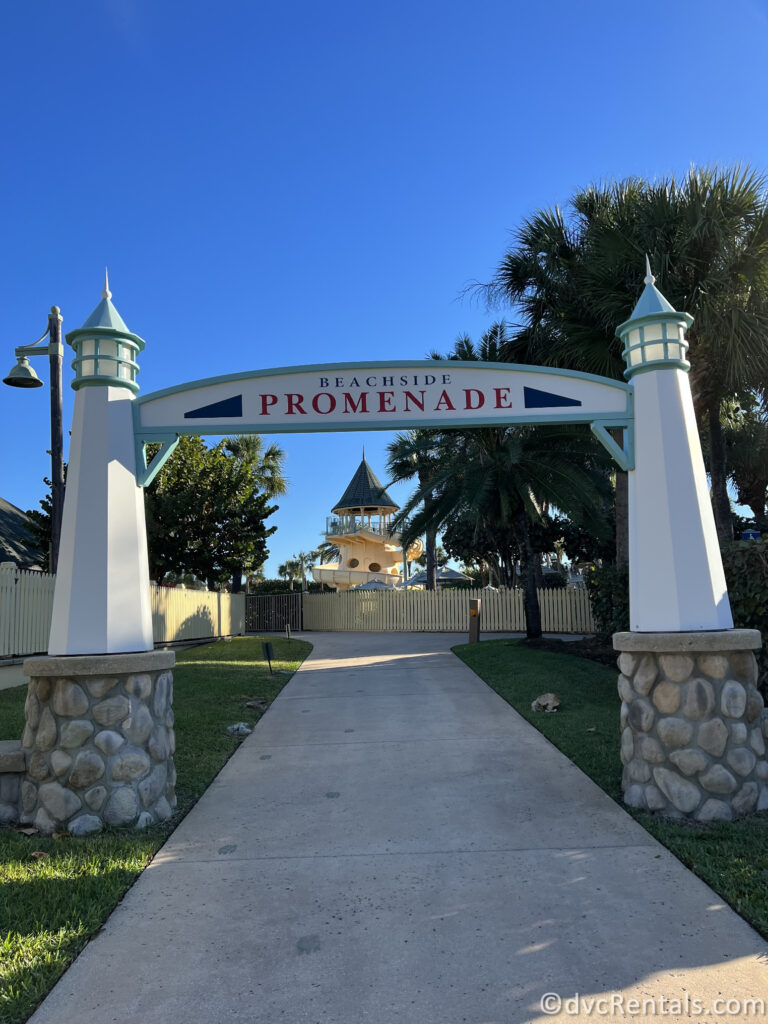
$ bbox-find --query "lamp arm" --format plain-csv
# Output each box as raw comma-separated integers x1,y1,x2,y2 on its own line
15,324,58,359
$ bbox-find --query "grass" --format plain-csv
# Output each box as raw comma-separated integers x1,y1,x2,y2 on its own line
454,638,768,940
0,635,311,1024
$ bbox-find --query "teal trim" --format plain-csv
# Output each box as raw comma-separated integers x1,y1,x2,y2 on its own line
71,375,140,394
66,325,146,351
616,309,694,337
591,423,634,471
136,436,179,487
623,362,690,380
135,359,632,407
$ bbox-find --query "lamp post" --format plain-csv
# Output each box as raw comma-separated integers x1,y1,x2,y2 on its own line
3,307,65,572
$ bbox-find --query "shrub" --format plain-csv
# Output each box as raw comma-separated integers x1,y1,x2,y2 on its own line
721,539,768,697
585,565,629,636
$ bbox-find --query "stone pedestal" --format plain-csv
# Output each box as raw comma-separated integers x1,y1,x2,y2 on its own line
614,630,768,820
20,651,176,835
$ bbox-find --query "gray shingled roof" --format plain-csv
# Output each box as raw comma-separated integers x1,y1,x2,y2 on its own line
0,497,44,568
332,458,399,514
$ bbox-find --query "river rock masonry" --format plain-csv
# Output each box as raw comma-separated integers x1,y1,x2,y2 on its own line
20,650,176,835
614,630,768,821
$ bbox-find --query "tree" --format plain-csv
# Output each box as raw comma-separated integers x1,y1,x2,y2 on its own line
386,429,441,590
144,435,281,588
478,167,768,547
723,397,768,530
390,424,610,637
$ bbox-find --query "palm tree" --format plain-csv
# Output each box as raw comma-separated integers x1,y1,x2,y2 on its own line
478,167,768,547
386,429,441,590
277,558,300,591
223,435,287,590
389,425,610,637
723,397,768,530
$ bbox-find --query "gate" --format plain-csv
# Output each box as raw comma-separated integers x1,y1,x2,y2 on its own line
245,593,303,633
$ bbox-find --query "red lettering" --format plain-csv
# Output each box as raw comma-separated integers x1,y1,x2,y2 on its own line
343,392,369,414
434,389,455,411
494,387,513,409
311,392,336,415
286,393,306,415
404,390,425,412
378,391,395,412
463,389,484,411
260,394,278,416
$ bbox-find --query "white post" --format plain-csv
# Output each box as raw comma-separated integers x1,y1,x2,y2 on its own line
619,259,732,632
48,386,152,654
47,279,153,654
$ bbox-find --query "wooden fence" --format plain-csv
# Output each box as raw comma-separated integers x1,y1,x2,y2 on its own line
302,586,595,634
0,568,56,658
0,567,245,657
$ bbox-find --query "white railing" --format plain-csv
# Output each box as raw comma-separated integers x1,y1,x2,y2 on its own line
0,567,245,657
302,586,595,634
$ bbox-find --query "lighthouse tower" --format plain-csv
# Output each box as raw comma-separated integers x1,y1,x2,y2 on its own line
48,274,153,654
311,456,423,590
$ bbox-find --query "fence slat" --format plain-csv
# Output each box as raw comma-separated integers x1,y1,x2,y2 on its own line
0,568,244,657
301,586,594,634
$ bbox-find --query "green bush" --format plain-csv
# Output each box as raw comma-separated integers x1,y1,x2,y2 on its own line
248,578,324,594
585,565,629,635
721,539,768,696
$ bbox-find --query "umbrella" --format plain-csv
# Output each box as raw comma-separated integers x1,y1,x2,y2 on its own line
399,566,472,587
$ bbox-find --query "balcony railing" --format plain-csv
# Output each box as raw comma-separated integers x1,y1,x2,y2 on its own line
324,516,399,539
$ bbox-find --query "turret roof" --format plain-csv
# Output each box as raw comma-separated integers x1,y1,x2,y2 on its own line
332,458,398,514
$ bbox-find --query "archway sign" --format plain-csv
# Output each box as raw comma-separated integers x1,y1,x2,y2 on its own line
48,264,731,657
26,265,768,830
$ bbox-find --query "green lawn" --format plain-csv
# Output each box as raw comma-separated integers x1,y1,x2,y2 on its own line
0,635,311,1024
455,638,768,940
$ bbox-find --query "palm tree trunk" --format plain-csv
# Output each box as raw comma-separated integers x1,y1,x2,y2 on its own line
708,398,733,547
424,485,438,591
425,524,438,591
517,513,542,638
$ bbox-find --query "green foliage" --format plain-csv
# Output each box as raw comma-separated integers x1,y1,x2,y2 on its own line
585,564,629,635
248,578,324,594
144,436,283,588
721,540,768,695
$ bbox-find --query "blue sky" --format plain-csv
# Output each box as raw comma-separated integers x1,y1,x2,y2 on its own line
2,0,767,576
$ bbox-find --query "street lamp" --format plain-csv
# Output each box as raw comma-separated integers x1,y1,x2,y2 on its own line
3,306,65,573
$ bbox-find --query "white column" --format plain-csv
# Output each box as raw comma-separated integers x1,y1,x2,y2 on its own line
48,386,153,655
628,368,732,632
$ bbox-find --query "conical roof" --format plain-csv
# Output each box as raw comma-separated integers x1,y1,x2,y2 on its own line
81,295,131,334
332,458,398,514
627,256,677,320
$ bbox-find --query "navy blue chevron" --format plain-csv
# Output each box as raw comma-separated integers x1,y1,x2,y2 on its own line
184,395,243,419
523,386,582,409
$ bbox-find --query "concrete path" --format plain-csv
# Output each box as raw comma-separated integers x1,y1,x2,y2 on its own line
30,633,767,1024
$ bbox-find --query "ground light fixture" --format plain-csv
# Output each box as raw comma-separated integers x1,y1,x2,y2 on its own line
3,304,65,571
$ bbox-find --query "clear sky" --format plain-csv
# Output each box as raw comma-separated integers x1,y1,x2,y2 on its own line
2,0,767,577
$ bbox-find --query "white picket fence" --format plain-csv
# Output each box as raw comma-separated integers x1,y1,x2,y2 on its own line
0,568,245,657
302,586,595,634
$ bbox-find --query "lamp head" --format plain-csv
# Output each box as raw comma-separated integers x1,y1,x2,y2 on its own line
3,356,44,388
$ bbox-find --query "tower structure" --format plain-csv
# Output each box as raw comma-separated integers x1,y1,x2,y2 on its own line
618,258,732,631
48,274,153,654
311,456,422,590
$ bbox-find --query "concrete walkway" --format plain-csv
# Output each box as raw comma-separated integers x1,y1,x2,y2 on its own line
30,633,767,1024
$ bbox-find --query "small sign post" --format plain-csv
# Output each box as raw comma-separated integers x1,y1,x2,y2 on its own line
262,641,274,674
468,598,481,644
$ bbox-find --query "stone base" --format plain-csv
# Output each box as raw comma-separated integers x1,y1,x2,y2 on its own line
613,630,768,820
20,651,176,835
